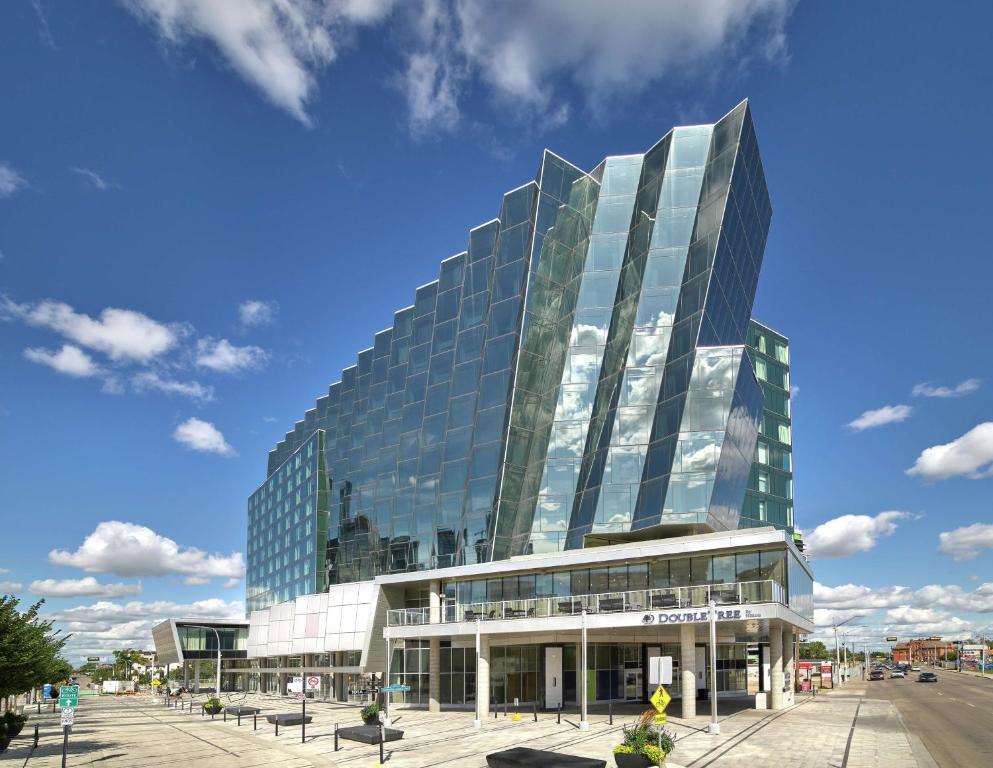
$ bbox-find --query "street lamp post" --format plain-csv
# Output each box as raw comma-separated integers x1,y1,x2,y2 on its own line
187,625,223,695
833,617,855,685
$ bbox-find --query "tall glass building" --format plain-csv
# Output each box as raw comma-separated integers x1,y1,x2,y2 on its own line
209,102,814,720
247,99,781,610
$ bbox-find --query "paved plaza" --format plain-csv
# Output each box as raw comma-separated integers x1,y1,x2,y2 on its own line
1,683,933,768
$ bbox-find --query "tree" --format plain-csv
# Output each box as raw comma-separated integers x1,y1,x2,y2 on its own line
800,641,829,660
0,595,71,712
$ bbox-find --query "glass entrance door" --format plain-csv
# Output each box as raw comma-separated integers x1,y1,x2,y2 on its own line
624,666,642,700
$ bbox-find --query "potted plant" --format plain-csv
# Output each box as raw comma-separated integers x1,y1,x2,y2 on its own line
202,697,223,716
0,711,28,753
360,702,381,725
612,712,675,767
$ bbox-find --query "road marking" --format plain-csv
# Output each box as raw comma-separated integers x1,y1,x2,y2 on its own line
967,703,976,708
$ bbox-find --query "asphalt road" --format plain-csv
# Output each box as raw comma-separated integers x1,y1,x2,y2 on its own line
866,668,993,768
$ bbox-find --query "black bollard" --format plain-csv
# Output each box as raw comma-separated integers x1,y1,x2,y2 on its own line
379,724,385,765
223,710,227,722
494,706,497,719
557,704,561,725
253,713,257,731
504,700,507,718
34,724,39,749
237,711,242,726
334,723,339,751
275,720,279,737
302,700,306,744
37,702,41,715
533,702,537,722
609,701,613,725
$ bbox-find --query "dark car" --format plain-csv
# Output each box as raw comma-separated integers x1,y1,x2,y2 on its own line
869,669,885,681
918,672,938,682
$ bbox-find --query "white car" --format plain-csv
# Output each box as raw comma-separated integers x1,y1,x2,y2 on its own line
890,670,905,678
910,666,921,672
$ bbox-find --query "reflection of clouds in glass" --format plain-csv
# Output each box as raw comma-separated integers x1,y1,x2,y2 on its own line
554,384,593,422
692,349,734,390
679,443,717,472
568,349,600,383
570,323,607,347
621,368,658,405
616,407,652,445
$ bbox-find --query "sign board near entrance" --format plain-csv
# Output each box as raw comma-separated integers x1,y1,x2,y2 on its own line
648,656,672,685
61,707,75,726
306,676,320,691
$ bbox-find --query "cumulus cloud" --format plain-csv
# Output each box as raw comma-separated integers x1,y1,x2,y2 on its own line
939,523,993,561
24,344,104,378
70,167,120,190
238,299,279,327
0,580,23,593
132,371,214,401
847,404,912,431
47,597,243,660
805,511,910,559
123,1,793,133
29,577,142,598
195,337,268,373
49,521,245,580
906,422,993,481
122,0,396,126
1,296,183,362
0,162,27,197
912,378,980,398
173,417,236,456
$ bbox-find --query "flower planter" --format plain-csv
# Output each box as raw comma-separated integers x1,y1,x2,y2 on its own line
614,753,656,768
362,716,380,726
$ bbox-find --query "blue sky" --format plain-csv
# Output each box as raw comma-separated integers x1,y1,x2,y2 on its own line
1,1,991,659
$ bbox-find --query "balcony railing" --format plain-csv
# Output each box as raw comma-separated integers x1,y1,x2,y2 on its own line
386,580,784,627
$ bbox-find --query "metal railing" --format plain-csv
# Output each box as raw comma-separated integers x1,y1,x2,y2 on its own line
386,579,784,626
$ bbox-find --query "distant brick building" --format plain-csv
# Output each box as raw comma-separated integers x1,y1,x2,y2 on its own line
892,639,956,664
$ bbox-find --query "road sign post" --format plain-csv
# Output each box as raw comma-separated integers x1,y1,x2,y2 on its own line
59,685,79,708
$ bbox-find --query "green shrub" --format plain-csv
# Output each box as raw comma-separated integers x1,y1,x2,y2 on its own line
360,702,381,721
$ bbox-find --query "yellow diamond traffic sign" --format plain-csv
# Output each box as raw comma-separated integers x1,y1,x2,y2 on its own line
650,684,671,714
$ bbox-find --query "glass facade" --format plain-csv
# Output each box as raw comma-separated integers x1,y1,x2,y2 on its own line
247,431,330,612
249,101,777,592
743,321,793,531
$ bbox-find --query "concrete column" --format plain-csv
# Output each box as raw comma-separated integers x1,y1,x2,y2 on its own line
193,660,201,693
680,624,696,719
783,627,795,703
183,660,189,690
477,635,490,719
429,579,441,624
579,612,589,730
429,637,441,712
770,622,784,710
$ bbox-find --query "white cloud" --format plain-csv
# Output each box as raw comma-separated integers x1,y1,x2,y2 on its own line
2,296,183,362
0,580,23,593
939,523,993,561
913,378,980,398
70,167,119,190
29,577,142,598
238,299,278,327
24,344,104,378
0,162,27,197
173,417,236,456
49,521,245,580
132,371,214,401
805,511,910,559
32,0,58,50
223,577,241,589
46,597,244,660
906,422,993,481
124,1,793,134
122,0,395,126
195,337,268,373
847,404,912,431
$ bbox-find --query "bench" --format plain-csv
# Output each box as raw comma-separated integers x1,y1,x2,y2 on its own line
337,725,404,744
487,747,605,768
265,713,312,735
223,705,260,724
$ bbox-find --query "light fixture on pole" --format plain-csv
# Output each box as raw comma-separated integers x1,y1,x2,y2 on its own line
833,616,855,686
186,625,223,695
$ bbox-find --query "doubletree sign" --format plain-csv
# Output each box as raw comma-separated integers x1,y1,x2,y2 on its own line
886,636,898,642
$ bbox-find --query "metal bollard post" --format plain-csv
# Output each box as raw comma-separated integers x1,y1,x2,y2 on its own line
334,723,339,751
275,720,279,737
609,701,613,725
34,724,39,748
557,704,561,725
253,713,257,730
379,724,385,765
238,711,242,726
533,702,537,722
37,701,41,715
504,700,507,718
302,700,306,744
223,710,227,722
494,706,497,719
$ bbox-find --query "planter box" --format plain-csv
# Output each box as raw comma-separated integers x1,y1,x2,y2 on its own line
614,753,655,768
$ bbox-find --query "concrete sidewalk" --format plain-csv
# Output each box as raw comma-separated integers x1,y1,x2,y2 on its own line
0,688,931,768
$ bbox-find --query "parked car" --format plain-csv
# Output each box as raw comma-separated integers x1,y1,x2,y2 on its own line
890,670,905,678
869,669,885,681
918,672,938,682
